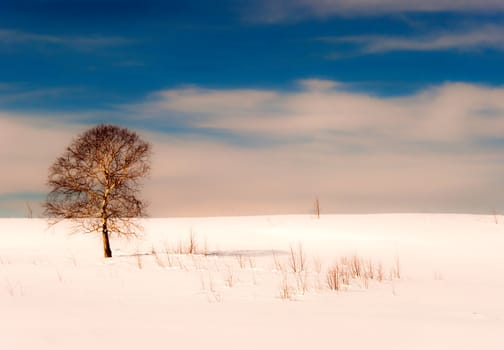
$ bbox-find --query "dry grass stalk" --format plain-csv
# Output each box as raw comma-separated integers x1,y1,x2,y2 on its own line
237,254,246,269
200,272,216,292
391,256,401,279
26,201,33,218
202,238,209,256
177,236,208,256
151,247,165,268
350,255,362,278
366,259,374,279
327,264,341,291
363,274,369,289
188,230,197,254
296,270,309,294
56,270,64,283
272,251,284,271
289,243,306,273
225,265,235,287
248,257,256,269
176,230,198,255
279,273,294,300
377,263,384,282
201,272,222,303
395,256,401,279
136,253,143,269
325,255,390,291
165,253,174,268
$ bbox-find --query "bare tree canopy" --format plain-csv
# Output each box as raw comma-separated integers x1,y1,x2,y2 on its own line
44,124,151,258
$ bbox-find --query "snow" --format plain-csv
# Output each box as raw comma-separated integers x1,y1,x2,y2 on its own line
1,214,503,349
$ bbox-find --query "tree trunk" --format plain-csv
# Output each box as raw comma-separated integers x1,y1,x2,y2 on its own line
102,221,112,258
101,190,112,258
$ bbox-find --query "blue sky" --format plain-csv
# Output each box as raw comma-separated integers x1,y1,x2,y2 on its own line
2,0,504,217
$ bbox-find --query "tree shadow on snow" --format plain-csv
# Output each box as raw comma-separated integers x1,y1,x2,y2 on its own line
205,249,288,257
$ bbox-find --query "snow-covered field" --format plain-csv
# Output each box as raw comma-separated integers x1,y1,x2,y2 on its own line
1,214,503,349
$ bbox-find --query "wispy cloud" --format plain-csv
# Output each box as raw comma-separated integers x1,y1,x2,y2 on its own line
244,0,504,22
0,29,134,51
320,25,504,55
0,86,83,105
3,80,504,216
129,80,504,145
112,80,504,215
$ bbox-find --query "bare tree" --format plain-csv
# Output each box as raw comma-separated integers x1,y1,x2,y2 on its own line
44,124,151,258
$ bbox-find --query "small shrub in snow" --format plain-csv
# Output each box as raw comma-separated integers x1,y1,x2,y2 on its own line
327,264,341,291
289,243,306,273
279,273,294,300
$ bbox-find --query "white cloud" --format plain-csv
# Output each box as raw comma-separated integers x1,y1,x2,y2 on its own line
0,113,80,192
149,88,279,117
321,25,504,54
0,29,133,51
245,0,504,22
0,86,79,104
297,79,341,91
3,81,504,216
140,81,504,144
120,81,504,215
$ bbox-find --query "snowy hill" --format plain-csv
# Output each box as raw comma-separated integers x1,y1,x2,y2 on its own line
1,214,503,349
